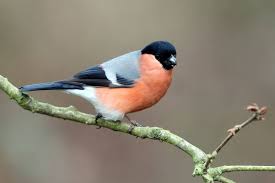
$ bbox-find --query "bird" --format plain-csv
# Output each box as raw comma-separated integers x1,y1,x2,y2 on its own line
20,41,177,124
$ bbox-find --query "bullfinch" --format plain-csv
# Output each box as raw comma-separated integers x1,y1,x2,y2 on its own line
20,41,177,123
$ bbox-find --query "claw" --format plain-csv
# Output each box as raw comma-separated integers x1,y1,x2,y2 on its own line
128,125,135,134
125,115,143,134
125,115,143,127
95,113,103,129
130,120,143,127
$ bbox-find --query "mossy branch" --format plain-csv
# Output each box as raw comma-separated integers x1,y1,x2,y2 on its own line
0,74,274,183
219,165,275,173
214,176,236,183
0,75,207,163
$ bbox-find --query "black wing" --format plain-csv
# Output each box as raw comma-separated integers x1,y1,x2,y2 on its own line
74,65,107,80
68,65,134,88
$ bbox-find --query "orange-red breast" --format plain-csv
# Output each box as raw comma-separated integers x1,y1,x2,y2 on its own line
20,41,177,121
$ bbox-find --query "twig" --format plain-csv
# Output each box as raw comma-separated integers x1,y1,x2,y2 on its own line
214,113,257,154
204,103,267,170
219,165,275,173
207,165,275,182
214,176,236,183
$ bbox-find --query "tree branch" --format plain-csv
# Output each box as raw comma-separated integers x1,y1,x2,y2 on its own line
214,113,257,154
0,75,207,164
214,176,236,183
204,104,267,170
1,74,274,183
219,165,275,173
215,103,267,155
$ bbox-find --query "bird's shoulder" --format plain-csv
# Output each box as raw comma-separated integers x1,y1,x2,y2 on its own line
71,50,141,88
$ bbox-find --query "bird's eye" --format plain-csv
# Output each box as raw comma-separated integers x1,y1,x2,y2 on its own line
155,54,160,60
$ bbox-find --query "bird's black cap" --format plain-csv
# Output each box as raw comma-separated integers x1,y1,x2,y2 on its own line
141,41,177,70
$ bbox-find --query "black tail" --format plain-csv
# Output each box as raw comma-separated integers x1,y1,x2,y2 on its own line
20,81,84,92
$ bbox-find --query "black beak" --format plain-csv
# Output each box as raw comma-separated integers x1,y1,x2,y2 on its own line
169,55,177,67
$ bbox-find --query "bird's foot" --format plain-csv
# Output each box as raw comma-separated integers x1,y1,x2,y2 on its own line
95,113,103,129
125,115,143,127
125,115,143,134
130,120,143,127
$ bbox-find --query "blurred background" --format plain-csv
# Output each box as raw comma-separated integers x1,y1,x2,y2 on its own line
0,0,275,182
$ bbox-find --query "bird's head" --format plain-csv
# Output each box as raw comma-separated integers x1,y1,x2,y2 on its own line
141,41,177,70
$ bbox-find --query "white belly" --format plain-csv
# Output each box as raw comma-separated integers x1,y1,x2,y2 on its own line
65,87,124,121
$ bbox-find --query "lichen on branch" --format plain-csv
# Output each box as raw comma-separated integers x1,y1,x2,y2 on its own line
0,75,206,162
0,74,274,183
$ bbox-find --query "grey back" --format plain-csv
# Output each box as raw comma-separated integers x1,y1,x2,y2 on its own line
101,50,141,82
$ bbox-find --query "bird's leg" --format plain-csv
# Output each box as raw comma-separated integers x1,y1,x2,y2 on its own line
125,115,143,127
95,113,103,122
125,115,143,134
95,113,103,129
